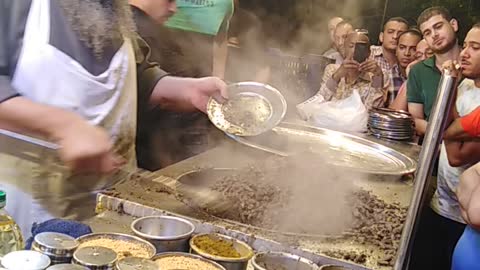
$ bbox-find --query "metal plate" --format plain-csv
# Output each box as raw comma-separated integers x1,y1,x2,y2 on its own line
227,122,416,175
207,82,287,136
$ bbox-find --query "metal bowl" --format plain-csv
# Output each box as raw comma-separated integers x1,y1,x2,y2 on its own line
76,233,156,260
251,252,319,270
319,265,353,270
46,265,88,270
152,252,226,270
207,82,287,137
131,216,196,253
190,233,254,270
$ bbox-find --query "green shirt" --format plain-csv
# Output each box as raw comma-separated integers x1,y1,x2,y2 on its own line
407,56,442,120
165,0,234,36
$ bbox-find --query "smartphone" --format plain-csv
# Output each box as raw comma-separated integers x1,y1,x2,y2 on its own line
353,43,370,63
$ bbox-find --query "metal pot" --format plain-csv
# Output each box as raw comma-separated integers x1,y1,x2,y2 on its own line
152,252,225,270
46,264,88,270
190,233,253,270
32,232,79,265
72,246,117,270
251,252,319,270
131,216,195,253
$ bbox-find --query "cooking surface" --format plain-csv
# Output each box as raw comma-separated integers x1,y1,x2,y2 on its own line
93,130,419,270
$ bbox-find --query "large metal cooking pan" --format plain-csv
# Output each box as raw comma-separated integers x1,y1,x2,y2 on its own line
226,122,417,175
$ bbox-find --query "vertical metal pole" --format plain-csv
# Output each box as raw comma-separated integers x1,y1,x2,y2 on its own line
380,0,389,32
394,71,459,270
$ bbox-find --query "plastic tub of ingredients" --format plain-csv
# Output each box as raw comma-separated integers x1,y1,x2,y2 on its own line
153,252,225,270
1,250,51,270
131,215,195,253
76,233,156,260
190,233,254,270
251,252,319,270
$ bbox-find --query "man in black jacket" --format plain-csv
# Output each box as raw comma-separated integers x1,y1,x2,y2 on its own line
130,0,225,170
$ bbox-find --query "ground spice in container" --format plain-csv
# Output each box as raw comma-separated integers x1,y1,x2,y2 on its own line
155,255,220,270
193,235,241,258
78,238,150,259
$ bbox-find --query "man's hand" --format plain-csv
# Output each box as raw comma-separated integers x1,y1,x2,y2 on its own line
187,77,228,113
360,60,383,76
0,97,123,174
52,119,123,174
442,60,461,78
151,76,228,113
332,60,359,82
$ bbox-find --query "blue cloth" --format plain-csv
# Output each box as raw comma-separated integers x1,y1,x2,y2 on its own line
25,219,92,249
452,226,480,270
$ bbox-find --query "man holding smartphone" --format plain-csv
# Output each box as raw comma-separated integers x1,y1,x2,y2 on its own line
313,31,386,109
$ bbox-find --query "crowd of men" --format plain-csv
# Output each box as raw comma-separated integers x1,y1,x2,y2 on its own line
2,0,480,268
316,6,480,270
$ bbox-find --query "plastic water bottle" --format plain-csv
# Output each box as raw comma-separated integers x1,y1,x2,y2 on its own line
0,191,24,257
452,226,480,270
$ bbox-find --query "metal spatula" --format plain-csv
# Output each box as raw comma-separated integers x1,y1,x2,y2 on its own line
0,129,235,214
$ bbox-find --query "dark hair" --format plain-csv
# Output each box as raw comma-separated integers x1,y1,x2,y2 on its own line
473,22,480,29
417,6,452,27
398,29,423,40
383,17,409,31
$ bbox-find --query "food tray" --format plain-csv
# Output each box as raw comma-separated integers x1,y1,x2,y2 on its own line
226,122,417,175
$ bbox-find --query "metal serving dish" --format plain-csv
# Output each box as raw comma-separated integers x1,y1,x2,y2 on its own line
227,122,417,175
207,82,287,137
131,215,195,253
252,252,319,270
190,233,254,270
76,233,156,260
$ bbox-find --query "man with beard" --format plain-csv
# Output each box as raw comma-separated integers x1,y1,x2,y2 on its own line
408,10,471,270
0,0,227,237
407,6,461,136
370,17,409,106
438,24,480,270
323,17,344,64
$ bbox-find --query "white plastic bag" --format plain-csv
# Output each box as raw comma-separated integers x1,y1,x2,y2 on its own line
296,93,326,120
307,90,368,132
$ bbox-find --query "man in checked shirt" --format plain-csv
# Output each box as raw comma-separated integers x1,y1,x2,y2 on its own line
371,17,409,106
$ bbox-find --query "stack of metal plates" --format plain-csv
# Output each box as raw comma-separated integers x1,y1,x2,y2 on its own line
368,108,415,141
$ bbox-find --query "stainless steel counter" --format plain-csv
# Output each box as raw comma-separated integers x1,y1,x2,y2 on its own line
91,131,420,270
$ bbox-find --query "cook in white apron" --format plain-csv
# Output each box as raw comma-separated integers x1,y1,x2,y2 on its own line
0,0,138,238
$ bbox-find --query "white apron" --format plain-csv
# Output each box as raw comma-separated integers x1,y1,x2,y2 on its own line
0,0,138,237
